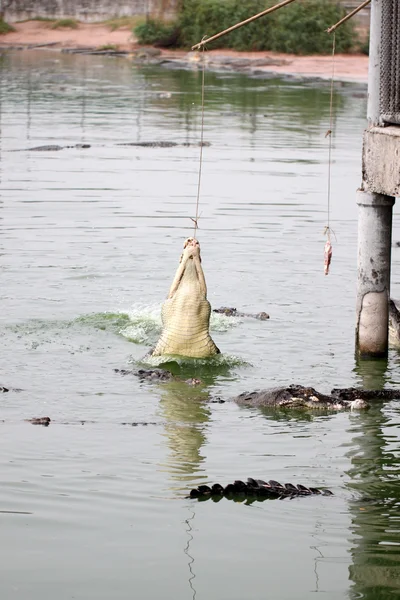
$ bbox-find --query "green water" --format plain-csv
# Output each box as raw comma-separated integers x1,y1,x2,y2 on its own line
1,49,400,600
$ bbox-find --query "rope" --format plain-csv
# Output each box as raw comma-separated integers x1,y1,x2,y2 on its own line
326,31,336,234
323,32,336,275
192,42,206,239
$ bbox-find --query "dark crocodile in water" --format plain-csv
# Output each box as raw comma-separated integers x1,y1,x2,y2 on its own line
12,144,91,152
189,478,333,501
115,368,174,381
234,385,371,410
25,417,51,426
115,368,202,386
1,385,22,393
235,385,400,410
213,306,270,320
117,141,211,148
0,417,160,427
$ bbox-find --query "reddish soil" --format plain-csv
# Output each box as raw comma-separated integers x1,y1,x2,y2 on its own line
0,21,369,83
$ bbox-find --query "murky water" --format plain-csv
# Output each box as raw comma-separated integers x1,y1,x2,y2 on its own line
1,50,400,600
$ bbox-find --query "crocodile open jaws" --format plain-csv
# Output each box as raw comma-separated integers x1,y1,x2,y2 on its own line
151,238,220,358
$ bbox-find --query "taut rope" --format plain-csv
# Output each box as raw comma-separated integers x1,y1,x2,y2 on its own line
192,42,207,239
323,32,336,275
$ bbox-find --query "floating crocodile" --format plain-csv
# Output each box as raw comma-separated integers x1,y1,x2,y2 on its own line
25,417,51,426
12,144,91,152
234,385,371,410
189,478,333,501
1,385,22,393
150,238,220,358
213,306,270,320
117,141,211,148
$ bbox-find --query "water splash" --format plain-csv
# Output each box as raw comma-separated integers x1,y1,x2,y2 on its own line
141,352,247,370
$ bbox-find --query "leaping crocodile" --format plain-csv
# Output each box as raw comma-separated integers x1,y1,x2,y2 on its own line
151,238,220,358
189,478,333,501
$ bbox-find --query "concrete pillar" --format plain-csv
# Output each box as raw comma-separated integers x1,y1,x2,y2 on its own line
355,190,395,358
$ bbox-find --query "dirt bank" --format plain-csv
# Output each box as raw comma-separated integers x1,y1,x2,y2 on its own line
0,20,369,84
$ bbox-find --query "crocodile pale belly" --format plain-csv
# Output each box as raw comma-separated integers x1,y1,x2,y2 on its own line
152,295,219,358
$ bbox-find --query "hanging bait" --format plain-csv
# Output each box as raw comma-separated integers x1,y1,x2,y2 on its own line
324,239,333,275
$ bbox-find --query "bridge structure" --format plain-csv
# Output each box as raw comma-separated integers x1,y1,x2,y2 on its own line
356,0,400,358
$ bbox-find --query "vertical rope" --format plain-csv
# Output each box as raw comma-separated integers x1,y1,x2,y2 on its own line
193,42,206,239
324,32,336,275
326,31,336,233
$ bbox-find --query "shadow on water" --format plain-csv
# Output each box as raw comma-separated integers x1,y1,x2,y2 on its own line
346,358,400,599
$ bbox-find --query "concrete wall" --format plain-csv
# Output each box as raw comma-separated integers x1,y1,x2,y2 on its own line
2,0,179,22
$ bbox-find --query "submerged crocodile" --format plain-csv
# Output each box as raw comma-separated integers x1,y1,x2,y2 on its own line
13,144,91,152
115,368,202,386
151,238,220,358
189,478,333,501
213,306,270,320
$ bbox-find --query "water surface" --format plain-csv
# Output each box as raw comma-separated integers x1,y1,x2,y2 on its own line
1,50,400,600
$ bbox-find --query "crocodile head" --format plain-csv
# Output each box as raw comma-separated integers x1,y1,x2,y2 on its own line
151,238,220,358
169,238,205,299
